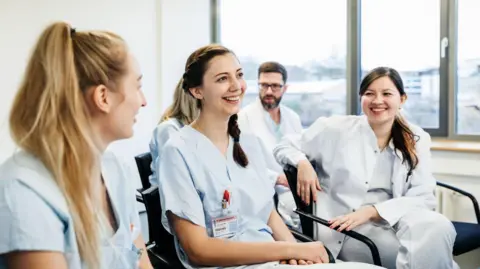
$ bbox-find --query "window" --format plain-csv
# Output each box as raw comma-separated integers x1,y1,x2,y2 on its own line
361,0,442,131
217,0,347,127
456,0,480,135
214,0,480,139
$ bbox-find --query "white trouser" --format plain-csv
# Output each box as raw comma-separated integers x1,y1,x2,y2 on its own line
337,209,458,269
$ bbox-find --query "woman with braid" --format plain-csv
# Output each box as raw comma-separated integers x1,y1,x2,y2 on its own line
157,44,383,269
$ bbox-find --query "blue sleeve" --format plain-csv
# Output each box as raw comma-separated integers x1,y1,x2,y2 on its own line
149,122,180,186
0,179,65,254
158,144,206,233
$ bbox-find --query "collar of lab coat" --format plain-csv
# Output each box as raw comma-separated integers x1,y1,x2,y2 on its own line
359,115,404,162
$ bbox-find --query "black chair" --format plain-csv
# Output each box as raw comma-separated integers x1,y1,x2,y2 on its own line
284,164,382,267
274,193,336,263
138,186,183,268
436,181,480,256
135,152,153,190
134,152,182,268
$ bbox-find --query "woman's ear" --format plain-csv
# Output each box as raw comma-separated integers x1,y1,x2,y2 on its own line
400,94,408,106
189,87,204,101
86,84,112,113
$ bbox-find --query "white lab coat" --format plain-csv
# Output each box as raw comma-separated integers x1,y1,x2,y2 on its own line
238,98,303,229
238,98,303,168
273,115,457,269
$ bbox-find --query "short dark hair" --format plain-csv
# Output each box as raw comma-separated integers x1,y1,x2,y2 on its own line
258,61,287,83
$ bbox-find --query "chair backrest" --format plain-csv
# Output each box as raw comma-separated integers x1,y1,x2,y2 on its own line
283,163,315,238
140,186,182,266
135,152,153,190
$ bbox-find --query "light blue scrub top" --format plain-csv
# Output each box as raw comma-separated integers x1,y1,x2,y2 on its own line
158,126,276,269
149,118,184,186
0,151,142,269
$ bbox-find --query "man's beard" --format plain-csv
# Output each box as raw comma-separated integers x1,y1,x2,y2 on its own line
260,94,282,110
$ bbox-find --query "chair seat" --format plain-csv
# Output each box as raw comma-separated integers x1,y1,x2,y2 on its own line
452,221,480,256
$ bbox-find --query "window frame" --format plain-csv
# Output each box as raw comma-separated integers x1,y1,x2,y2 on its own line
211,0,480,140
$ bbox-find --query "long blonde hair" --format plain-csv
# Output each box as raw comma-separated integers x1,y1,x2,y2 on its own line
159,78,199,125
9,22,128,268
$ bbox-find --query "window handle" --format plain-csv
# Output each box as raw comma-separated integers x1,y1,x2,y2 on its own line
441,37,449,58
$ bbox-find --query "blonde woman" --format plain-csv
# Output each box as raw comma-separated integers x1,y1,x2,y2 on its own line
148,79,199,186
0,22,153,269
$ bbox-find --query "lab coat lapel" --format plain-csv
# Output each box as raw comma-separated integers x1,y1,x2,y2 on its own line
360,117,377,184
251,99,277,151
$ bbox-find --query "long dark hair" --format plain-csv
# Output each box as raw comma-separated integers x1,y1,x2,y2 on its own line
359,67,419,175
181,44,248,167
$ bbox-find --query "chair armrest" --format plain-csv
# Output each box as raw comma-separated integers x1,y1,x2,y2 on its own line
290,229,314,242
437,181,480,224
289,230,336,264
136,194,144,203
294,210,382,267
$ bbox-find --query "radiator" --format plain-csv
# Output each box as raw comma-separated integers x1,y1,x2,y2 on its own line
435,186,478,223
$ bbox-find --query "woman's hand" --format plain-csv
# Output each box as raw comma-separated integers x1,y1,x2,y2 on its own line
280,259,314,265
292,242,330,264
328,206,380,232
276,173,290,188
297,160,321,205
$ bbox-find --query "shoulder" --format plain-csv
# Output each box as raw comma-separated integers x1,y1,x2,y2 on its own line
0,153,68,252
238,132,267,156
0,152,53,204
280,104,300,119
238,101,262,123
309,115,364,134
239,101,259,115
406,121,432,148
153,118,182,137
0,152,66,209
102,150,127,170
407,121,429,138
161,127,193,158
0,151,52,181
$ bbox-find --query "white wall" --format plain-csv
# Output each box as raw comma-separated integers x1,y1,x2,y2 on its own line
0,0,212,164
157,0,212,109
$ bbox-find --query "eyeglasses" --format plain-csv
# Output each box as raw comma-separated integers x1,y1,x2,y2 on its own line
258,83,284,92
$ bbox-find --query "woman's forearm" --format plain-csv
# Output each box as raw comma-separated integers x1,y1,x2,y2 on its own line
134,234,153,269
189,238,296,267
268,209,296,242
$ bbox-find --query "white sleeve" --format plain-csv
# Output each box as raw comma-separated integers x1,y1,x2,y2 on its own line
273,117,329,167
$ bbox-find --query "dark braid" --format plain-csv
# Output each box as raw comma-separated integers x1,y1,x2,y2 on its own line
228,114,248,167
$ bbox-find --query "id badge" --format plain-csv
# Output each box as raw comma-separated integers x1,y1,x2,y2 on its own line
212,214,238,238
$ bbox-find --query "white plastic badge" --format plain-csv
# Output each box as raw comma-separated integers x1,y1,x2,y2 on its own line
212,215,238,238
